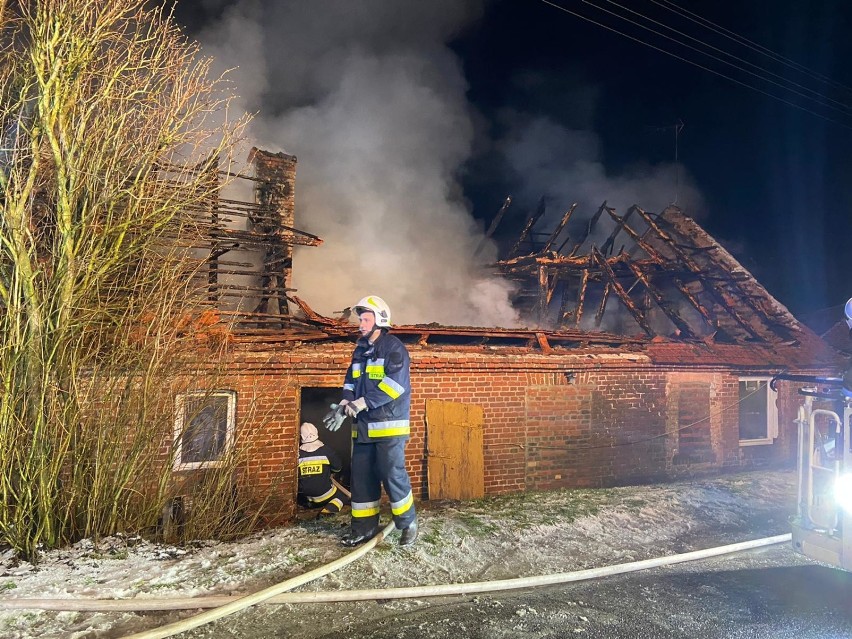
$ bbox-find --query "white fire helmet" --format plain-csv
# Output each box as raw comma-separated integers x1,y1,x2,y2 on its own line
845,298,852,330
354,295,392,327
300,422,319,444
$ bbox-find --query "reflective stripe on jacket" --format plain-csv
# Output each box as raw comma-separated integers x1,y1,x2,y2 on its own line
297,444,342,500
342,330,411,442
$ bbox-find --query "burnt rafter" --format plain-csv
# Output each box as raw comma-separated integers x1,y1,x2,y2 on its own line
594,278,611,328
602,205,717,329
572,254,593,327
541,203,577,253
474,195,512,257
625,261,696,338
509,196,547,257
566,201,607,256
656,207,796,340
631,206,763,340
599,204,635,256
591,247,654,336
493,195,804,345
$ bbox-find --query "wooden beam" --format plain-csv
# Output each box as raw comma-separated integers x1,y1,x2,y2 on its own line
538,265,551,323
604,205,717,329
592,247,654,336
632,207,762,340
626,261,696,338
594,282,611,328
535,332,552,353
474,196,512,257
566,201,607,256
509,196,546,257
541,203,577,253
574,254,592,328
600,205,636,256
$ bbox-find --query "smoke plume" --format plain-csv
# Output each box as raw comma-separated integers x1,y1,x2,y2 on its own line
197,0,521,327
195,1,705,328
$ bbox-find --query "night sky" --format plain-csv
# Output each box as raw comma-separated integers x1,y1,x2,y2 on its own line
174,0,852,324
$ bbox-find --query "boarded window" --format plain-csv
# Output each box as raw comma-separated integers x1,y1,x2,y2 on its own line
174,391,236,470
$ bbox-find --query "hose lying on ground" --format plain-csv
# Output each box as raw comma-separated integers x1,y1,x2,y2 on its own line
0,533,792,613
118,521,397,639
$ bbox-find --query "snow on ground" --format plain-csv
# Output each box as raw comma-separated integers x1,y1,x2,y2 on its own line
0,467,798,638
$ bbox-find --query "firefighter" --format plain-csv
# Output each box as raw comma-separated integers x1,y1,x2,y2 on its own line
323,295,417,546
297,422,349,515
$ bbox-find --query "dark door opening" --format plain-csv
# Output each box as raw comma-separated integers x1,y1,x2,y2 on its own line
300,387,352,489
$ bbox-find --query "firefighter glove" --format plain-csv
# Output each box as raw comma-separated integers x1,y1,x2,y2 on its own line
345,397,367,418
322,402,347,432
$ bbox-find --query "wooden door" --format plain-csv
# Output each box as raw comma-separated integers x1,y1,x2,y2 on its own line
426,399,484,500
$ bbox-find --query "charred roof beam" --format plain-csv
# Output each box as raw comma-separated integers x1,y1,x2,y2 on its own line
600,204,635,257
541,203,577,254
632,206,764,341
625,261,696,338
566,201,607,257
657,210,794,339
474,195,512,257
592,247,655,336
509,196,546,257
571,254,593,328
604,205,719,334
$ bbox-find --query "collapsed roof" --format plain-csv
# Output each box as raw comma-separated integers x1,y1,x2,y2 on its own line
191,151,838,369
494,200,798,344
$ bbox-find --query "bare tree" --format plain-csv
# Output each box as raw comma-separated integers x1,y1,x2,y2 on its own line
0,0,250,559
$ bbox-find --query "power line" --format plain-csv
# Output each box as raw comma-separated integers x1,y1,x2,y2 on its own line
538,0,852,130
651,0,852,97
599,0,852,116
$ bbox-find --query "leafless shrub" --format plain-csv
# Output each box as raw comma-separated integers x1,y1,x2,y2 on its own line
0,0,253,560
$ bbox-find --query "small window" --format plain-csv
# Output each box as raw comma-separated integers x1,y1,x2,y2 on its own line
738,378,778,446
174,390,236,470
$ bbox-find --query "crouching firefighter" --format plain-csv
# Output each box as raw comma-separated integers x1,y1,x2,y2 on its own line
323,295,417,547
297,422,350,515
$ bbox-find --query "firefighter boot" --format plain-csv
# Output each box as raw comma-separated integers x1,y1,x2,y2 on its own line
341,526,379,547
399,519,418,546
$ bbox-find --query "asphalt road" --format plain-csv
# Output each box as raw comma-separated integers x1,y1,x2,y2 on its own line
307,544,852,639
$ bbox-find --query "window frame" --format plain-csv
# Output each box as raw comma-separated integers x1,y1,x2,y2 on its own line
737,376,779,446
173,390,237,471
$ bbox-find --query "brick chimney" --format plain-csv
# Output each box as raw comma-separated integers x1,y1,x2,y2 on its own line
249,148,297,315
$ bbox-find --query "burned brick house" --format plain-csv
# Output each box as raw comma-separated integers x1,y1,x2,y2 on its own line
177,148,843,524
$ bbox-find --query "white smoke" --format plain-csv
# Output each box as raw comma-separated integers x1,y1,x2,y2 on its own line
195,1,707,329
196,0,520,327
497,113,706,236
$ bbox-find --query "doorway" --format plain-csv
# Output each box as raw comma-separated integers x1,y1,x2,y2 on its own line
300,387,352,489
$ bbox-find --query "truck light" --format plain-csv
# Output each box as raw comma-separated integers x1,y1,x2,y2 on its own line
836,473,852,514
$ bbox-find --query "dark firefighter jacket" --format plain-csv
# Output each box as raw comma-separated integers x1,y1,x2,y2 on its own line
297,443,343,503
342,329,411,442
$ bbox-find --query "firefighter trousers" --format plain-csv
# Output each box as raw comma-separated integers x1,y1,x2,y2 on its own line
350,438,416,535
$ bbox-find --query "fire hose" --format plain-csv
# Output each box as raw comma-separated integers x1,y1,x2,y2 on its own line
0,533,792,638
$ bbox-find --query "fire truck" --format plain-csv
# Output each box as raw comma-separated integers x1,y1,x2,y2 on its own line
771,300,852,571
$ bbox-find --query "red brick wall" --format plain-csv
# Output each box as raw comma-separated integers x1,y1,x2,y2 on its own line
524,383,593,489
210,342,806,524
673,382,714,465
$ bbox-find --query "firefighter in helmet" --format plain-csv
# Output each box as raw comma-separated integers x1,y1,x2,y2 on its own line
323,295,418,546
297,422,349,515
